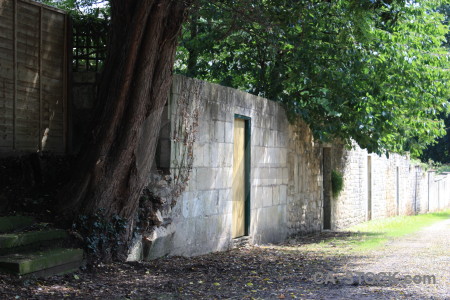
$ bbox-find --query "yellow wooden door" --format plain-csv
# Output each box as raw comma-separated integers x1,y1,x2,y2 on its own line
232,119,245,238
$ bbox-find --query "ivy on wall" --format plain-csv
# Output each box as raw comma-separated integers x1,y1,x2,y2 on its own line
331,170,344,198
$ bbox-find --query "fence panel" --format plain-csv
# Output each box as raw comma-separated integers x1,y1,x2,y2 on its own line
0,0,68,154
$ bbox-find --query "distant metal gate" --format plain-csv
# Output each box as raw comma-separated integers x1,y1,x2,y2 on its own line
0,0,69,154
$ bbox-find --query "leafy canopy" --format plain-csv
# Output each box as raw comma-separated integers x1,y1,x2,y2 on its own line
176,0,450,157
421,4,450,164
36,0,109,17
39,0,450,157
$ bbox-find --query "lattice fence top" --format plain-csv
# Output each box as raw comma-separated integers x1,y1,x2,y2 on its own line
72,15,108,72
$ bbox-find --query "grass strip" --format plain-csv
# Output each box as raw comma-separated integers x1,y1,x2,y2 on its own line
346,209,450,251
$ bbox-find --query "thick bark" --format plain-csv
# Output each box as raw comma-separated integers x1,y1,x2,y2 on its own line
59,0,189,257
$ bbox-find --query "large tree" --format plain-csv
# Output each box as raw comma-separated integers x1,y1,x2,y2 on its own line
43,0,191,260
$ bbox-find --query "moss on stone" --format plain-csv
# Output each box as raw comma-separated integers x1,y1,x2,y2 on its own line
0,248,83,275
0,229,67,249
0,216,35,233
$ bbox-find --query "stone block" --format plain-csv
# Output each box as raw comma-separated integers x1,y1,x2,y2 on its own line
262,186,272,207
197,121,210,144
282,167,289,185
216,143,229,168
0,230,67,250
192,143,205,168
224,121,233,143
280,185,288,204
182,192,192,218
191,196,205,218
272,186,280,206
252,185,264,209
251,127,262,146
196,167,214,190
0,216,35,233
213,168,228,189
185,168,197,192
172,219,196,250
223,144,233,167
269,167,278,182
209,145,220,167
269,130,278,147
214,121,225,143
218,189,232,206
0,248,83,276
262,129,270,146
279,149,287,165
259,168,270,186
277,132,288,147
252,147,266,167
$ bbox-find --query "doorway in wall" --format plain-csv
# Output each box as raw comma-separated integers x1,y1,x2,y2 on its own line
322,147,332,230
396,166,400,215
367,156,372,221
232,116,250,238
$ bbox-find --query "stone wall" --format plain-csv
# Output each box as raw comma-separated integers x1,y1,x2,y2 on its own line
329,145,450,230
139,75,323,259
286,121,323,234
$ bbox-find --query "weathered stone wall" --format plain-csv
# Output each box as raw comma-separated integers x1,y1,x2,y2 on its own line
141,75,324,259
131,76,450,259
329,145,450,230
286,121,323,234
331,144,368,229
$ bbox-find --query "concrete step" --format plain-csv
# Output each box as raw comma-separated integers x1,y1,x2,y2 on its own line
0,248,84,276
0,216,35,233
0,229,68,254
232,236,250,248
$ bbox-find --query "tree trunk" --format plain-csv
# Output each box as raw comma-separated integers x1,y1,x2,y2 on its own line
59,0,189,259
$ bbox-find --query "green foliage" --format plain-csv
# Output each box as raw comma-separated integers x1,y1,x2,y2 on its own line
421,114,450,163
72,210,127,262
177,0,450,157
331,170,344,198
436,164,450,173
36,0,109,18
420,5,450,164
37,0,450,157
348,210,450,251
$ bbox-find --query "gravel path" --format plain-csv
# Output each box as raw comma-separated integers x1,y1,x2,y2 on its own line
311,218,450,299
0,217,448,299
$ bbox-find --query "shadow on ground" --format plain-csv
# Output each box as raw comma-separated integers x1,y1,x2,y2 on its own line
0,240,442,300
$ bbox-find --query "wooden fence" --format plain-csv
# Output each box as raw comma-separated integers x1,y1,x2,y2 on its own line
0,0,69,154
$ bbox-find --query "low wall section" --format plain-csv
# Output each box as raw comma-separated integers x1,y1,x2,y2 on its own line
330,145,450,230
141,75,323,258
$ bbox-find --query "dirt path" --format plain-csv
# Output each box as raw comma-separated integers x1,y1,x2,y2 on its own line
312,218,450,299
0,218,448,299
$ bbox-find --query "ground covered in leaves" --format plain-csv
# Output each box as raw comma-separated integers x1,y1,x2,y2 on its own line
1,221,448,300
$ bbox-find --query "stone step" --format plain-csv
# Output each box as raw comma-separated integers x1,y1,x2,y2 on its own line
231,236,250,248
0,229,68,253
0,216,35,233
0,248,83,276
